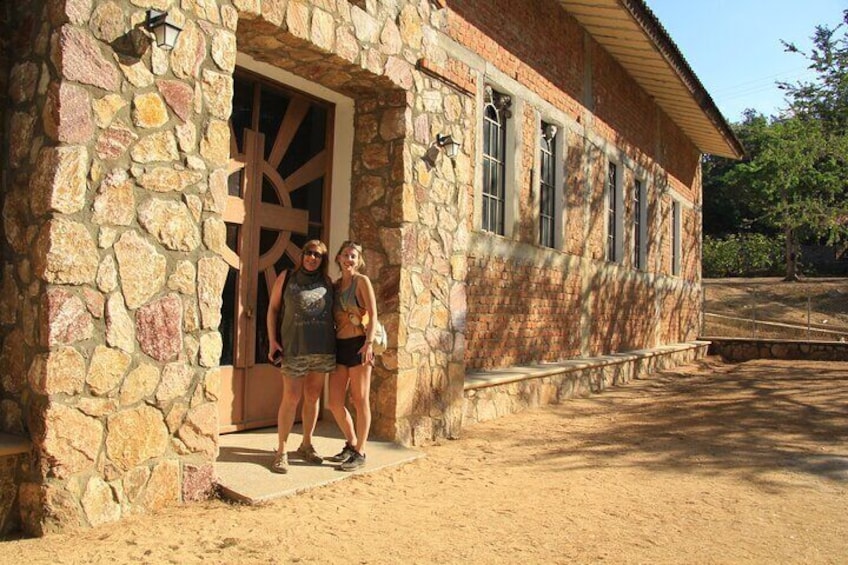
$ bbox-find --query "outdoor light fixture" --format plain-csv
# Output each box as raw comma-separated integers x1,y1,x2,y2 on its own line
436,134,461,159
145,10,182,49
542,124,558,142
422,133,462,168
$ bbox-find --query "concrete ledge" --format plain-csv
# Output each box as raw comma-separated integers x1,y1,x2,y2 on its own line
465,341,711,390
463,341,710,426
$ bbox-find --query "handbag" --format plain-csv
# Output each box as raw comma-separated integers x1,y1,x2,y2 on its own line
371,320,388,355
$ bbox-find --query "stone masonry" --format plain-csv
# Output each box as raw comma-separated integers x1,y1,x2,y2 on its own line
234,0,472,444
0,0,726,534
2,0,232,535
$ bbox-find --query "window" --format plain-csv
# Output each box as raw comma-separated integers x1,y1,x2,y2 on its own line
633,178,646,269
671,199,681,275
482,86,511,235
606,162,621,262
539,122,557,248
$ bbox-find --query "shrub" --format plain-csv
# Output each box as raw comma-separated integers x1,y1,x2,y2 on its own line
703,233,783,277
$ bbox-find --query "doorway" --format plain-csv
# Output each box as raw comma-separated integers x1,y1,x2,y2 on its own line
218,70,335,433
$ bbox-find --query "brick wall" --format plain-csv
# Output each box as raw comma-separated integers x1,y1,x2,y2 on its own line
465,252,582,369
448,0,706,369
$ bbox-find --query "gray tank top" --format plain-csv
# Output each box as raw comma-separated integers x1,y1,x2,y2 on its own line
280,269,336,357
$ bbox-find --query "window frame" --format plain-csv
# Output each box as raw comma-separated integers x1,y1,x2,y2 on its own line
671,199,681,276
482,99,507,235
606,161,623,263
633,177,647,270
538,121,563,249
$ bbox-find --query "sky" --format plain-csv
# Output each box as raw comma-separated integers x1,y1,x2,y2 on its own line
644,1,846,124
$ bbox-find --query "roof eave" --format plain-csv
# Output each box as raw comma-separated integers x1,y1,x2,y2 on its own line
558,0,745,159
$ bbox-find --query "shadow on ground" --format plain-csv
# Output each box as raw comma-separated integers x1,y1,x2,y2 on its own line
496,358,848,490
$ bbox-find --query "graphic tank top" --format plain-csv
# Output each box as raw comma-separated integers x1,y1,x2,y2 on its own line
279,269,335,357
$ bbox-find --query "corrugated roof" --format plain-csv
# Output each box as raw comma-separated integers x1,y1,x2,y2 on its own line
557,0,744,158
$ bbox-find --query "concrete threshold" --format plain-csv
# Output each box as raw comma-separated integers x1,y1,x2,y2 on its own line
215,420,423,504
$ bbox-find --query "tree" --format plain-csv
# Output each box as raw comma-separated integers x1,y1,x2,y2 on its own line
703,11,848,280
725,115,847,280
702,110,773,238
780,10,848,133
775,10,848,279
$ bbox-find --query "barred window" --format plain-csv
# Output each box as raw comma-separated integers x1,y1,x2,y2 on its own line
482,101,506,235
671,199,681,275
607,162,618,262
539,123,557,248
633,179,645,269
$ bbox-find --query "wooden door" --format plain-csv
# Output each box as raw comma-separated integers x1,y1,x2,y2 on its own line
218,71,334,433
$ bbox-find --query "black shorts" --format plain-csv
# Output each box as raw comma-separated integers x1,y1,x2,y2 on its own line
336,335,366,367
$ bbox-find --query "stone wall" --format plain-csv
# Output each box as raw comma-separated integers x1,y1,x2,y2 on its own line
1,1,233,535
0,0,720,534
464,341,710,426
708,338,848,362
234,1,472,444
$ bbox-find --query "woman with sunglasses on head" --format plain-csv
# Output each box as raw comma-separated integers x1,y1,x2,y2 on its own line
266,240,336,474
327,240,379,471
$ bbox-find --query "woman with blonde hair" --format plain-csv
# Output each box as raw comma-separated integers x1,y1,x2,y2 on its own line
266,240,336,474
327,240,378,471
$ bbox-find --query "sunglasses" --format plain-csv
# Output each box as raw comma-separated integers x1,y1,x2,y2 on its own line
303,250,323,259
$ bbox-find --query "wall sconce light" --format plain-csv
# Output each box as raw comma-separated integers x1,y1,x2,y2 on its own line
145,10,182,49
542,124,558,142
422,133,461,169
436,134,460,159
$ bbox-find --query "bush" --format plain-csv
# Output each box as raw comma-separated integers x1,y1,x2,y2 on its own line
703,233,783,277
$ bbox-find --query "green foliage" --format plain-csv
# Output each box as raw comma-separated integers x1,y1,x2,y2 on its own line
703,234,784,277
703,11,848,279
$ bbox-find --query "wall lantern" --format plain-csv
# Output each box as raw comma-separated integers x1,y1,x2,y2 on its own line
145,10,182,49
436,134,461,159
542,124,558,143
422,133,461,169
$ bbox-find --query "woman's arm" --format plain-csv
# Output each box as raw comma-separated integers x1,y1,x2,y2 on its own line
266,271,286,362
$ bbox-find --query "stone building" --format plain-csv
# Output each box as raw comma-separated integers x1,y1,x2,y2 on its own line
0,0,742,535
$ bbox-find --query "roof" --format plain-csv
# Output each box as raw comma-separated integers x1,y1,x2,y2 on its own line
557,0,745,159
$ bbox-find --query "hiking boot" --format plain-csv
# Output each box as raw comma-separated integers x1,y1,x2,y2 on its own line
296,443,324,465
270,450,288,474
326,442,356,463
338,451,366,472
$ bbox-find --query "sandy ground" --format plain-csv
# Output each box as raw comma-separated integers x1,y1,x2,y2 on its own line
2,357,847,564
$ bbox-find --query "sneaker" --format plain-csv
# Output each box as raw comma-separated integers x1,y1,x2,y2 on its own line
326,442,356,463
338,451,366,472
270,450,288,474
296,443,324,465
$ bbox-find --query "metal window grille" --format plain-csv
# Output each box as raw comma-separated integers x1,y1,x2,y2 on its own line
607,162,617,261
672,200,681,275
634,179,643,269
482,103,506,235
539,125,556,248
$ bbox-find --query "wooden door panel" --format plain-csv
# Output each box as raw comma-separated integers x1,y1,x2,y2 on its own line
219,73,333,433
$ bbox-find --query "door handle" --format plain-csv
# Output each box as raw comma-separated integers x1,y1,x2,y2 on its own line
245,306,253,319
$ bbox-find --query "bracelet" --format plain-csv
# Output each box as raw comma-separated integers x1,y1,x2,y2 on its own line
364,340,373,344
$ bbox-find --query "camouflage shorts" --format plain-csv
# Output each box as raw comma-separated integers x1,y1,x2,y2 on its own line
279,353,336,379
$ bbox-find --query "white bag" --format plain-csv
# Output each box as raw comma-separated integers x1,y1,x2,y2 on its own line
372,321,388,355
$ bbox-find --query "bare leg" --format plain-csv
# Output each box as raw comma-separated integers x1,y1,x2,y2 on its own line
327,366,356,446
348,363,372,454
277,375,304,453
300,371,325,447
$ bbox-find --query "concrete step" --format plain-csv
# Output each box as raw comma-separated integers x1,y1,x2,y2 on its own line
215,421,423,504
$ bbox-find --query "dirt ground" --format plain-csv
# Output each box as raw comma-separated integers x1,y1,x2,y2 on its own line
3,357,847,564
703,277,848,329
